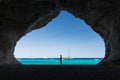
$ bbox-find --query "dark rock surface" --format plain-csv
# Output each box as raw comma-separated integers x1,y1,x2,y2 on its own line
59,0,120,66
0,0,120,66
0,0,61,64
0,65,120,80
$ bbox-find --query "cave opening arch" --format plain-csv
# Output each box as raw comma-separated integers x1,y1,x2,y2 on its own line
14,11,105,65
0,0,119,66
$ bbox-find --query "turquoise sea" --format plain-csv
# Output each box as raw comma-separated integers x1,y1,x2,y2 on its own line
17,58,102,65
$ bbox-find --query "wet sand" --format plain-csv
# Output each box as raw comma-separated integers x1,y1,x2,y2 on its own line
0,65,120,80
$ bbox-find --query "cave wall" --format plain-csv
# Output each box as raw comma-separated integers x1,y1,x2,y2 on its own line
59,0,120,65
0,0,120,65
0,0,61,64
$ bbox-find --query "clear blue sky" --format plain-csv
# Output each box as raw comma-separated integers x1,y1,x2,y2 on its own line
14,11,105,58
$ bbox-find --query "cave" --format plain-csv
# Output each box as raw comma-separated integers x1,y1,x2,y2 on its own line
1,0,120,79
0,0,120,66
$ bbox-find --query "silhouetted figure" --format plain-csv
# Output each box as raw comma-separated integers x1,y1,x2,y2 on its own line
60,55,62,64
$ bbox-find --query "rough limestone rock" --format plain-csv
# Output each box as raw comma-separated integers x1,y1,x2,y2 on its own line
0,0,120,66
59,0,120,66
0,0,61,64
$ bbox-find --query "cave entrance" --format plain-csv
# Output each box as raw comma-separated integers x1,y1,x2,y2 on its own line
14,11,105,65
